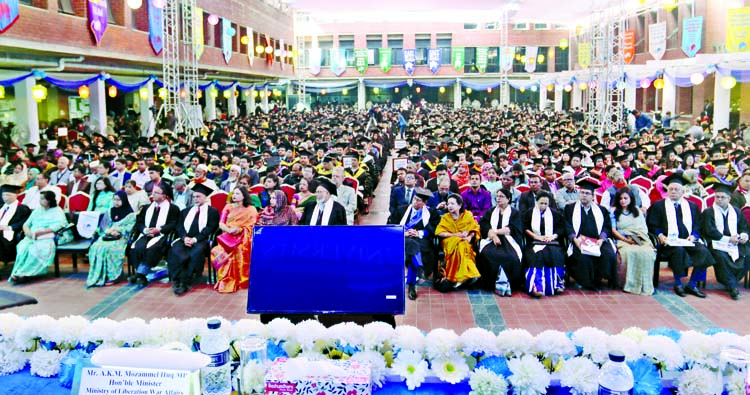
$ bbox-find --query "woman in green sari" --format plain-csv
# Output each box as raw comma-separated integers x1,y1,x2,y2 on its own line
9,191,68,283
86,190,136,287
87,177,116,215
292,178,316,219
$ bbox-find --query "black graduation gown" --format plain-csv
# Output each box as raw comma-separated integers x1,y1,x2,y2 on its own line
389,205,439,278
477,206,524,290
701,205,750,289
0,203,32,262
167,206,220,282
300,201,348,225
521,208,566,269
564,203,618,289
130,203,181,269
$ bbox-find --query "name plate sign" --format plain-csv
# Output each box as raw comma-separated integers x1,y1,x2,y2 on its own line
75,366,196,395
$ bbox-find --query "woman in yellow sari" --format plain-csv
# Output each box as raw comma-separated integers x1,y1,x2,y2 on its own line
211,186,258,293
435,193,481,290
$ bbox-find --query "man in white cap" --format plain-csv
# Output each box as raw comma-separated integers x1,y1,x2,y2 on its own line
300,178,347,226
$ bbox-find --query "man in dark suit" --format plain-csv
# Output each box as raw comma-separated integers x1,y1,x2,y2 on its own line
128,182,181,288
540,167,563,195
65,165,91,196
647,173,714,297
300,178,347,225
519,173,558,214
389,171,418,222
110,158,132,190
0,184,32,266
388,188,439,300
167,183,220,295
425,165,459,193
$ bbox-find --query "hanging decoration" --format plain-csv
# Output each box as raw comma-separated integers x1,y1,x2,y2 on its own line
653,78,664,89
246,27,254,66
194,7,204,60
681,16,703,57
31,85,47,102
721,76,737,90
127,0,142,9
428,48,441,74
0,86,4,98
330,48,347,76
0,0,20,33
264,34,273,65
623,30,636,64
558,38,568,50
279,39,285,70
403,49,416,75
108,85,117,97
451,47,464,72
577,43,591,69
148,0,163,55
78,85,90,99
648,22,666,60
475,47,489,73
207,14,219,25
308,47,322,75
158,87,167,99
500,46,515,72
727,7,750,53
379,48,392,73
689,73,704,85
222,18,233,64
524,46,538,73
139,87,149,100
88,0,108,45
354,49,369,74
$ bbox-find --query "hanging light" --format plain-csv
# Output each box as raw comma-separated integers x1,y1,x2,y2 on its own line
127,0,142,9
265,45,274,54
197,90,203,99
31,85,47,102
138,87,149,100
530,85,537,92
273,89,282,97
394,87,399,93
241,36,249,45
158,87,167,99
207,88,217,98
653,78,665,89
564,84,573,92
179,88,187,98
252,90,259,97
223,90,231,99
487,87,493,93
559,38,569,50
78,85,90,99
415,87,421,93
537,54,545,64
519,87,526,93
0,86,4,99
243,89,250,96
108,86,118,97
640,79,651,89
515,53,521,61
578,82,588,90
662,0,678,11
521,55,527,63
255,45,265,54
439,86,446,94
320,89,326,95
721,76,737,90
373,87,379,94
689,73,704,85
342,89,348,95
547,84,554,91
151,0,165,9
466,88,472,94
208,14,219,26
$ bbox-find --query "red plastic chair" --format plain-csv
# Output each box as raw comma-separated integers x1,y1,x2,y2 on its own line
249,184,265,195
516,185,530,194
57,184,67,196
429,171,437,178
280,184,296,204
209,191,228,214
58,194,67,210
684,194,704,211
705,194,715,208
344,176,359,192
68,192,91,213
630,176,652,191
649,187,665,204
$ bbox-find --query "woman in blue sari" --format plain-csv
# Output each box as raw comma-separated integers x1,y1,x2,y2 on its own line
86,190,136,287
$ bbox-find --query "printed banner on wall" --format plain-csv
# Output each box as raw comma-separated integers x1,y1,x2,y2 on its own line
330,48,347,76
500,46,515,72
88,0,108,45
452,47,464,71
379,48,392,73
194,6,204,60
308,47,321,75
403,49,416,75
246,27,253,66
475,47,489,73
648,22,666,60
681,16,703,57
428,48,441,74
578,43,591,69
623,29,635,64
354,49,368,74
727,7,750,53
148,0,163,55
222,18,232,64
279,39,285,70
524,46,538,73
0,0,20,33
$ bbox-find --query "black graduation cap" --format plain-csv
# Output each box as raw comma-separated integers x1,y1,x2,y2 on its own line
706,182,735,195
322,155,336,163
712,158,730,167
474,151,489,161
316,177,337,196
266,156,281,168
615,153,630,162
662,172,687,186
191,183,214,197
576,177,600,191
1,184,22,194
24,143,37,148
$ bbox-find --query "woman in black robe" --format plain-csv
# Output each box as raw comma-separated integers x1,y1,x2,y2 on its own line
521,191,566,298
477,188,523,296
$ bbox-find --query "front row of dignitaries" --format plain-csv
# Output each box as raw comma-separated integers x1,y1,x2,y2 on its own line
0,184,32,264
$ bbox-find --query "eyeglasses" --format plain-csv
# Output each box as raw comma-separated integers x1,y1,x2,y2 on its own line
562,178,574,182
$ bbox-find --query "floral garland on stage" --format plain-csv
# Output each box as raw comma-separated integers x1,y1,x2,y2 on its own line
0,313,748,395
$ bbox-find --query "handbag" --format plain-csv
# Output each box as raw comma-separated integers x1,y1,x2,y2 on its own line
217,232,242,251
101,234,121,241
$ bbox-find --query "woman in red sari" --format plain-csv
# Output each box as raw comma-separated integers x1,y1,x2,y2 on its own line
211,186,258,293
435,193,481,290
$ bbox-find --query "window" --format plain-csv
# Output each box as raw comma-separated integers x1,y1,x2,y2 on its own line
484,22,499,30
535,46,549,73
319,36,333,67
554,47,569,72
636,14,646,53
415,34,430,66
553,24,565,30
58,0,74,14
463,47,476,73
387,34,403,65
533,23,549,30
437,34,451,64
339,36,354,66
22,0,47,8
486,46,499,73
131,3,148,31
650,10,659,24
366,35,381,66
666,7,679,50
513,23,529,30
464,23,478,30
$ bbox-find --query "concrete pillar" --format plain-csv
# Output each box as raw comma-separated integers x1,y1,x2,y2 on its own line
139,80,154,137
453,79,461,110
713,75,731,132
625,84,637,110
554,86,563,112
205,87,217,121
227,86,238,117
249,88,257,113
89,79,107,136
662,77,676,116
501,82,510,106
571,85,582,109
13,77,40,147
538,86,547,111
261,89,269,113
357,79,366,110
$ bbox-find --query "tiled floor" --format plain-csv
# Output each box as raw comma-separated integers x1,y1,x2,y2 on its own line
1,156,749,335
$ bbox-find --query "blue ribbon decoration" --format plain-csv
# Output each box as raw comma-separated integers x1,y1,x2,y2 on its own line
266,339,288,362
627,358,663,395
647,328,681,342
58,350,87,388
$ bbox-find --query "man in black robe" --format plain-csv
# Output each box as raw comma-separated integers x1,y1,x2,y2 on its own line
300,178,347,225
167,183,220,295
0,184,32,267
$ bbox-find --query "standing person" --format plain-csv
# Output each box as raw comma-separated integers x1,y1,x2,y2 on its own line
434,194,481,290
477,188,523,296
701,183,750,300
0,184,32,266
167,183,220,295
630,109,654,138
258,190,298,226
86,190,136,287
300,178,347,226
522,191,566,297
610,187,656,295
211,186,258,293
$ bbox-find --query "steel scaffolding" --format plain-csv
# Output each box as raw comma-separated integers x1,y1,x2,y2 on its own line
500,7,509,107
294,12,309,109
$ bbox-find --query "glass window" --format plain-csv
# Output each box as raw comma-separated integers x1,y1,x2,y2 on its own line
415,37,430,66
533,23,549,30
58,0,74,14
484,22,499,30
513,23,529,30
463,47,476,73
464,23,478,30
554,47,569,72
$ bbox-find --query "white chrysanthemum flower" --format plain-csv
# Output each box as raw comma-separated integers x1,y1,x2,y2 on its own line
266,318,296,344
79,318,119,346
607,335,640,362
231,319,267,343
147,318,183,346
468,367,508,395
432,354,470,384
677,366,722,395
393,325,425,353
507,355,551,395
0,313,24,341
0,337,26,376
679,330,719,369
55,316,89,350
350,350,387,388
15,315,56,350
328,322,363,350
425,328,459,360
294,320,328,352
559,357,600,395
497,329,533,358
182,317,209,345
361,322,395,351
723,368,746,395
619,327,648,344
461,328,499,357
391,350,429,390
711,332,744,368
29,349,68,378
534,330,576,360
112,317,148,347
241,361,266,394
572,327,609,364
640,335,684,371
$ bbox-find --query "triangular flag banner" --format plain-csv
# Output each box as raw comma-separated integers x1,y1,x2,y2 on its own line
148,0,163,55
88,0,108,45
309,47,322,75
0,0,19,33
279,39,285,69
428,48,441,74
648,22,666,60
623,30,635,64
264,34,273,65
500,46,515,72
681,16,702,57
727,8,750,53
403,49,416,75
354,49,369,74
379,48,391,73
194,7,204,60
524,46,538,73
578,43,591,69
330,48,347,76
476,47,489,73
222,18,232,64
246,27,253,66
452,47,464,71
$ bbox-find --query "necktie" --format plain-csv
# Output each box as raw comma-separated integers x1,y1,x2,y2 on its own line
0,206,9,222
539,213,546,235
316,206,325,225
723,213,731,236
674,203,688,237
405,189,412,203
189,208,201,235
149,206,161,228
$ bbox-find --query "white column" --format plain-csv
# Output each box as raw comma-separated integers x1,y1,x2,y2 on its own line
261,89,269,113
554,86,563,112
538,86,547,111
205,88,217,121
13,77,40,147
625,84,636,110
453,79,461,109
571,86,582,109
244,89,253,114
139,80,154,137
713,76,731,132
89,79,107,136
357,79,366,110
227,86,238,117
249,88,257,114
501,82,510,106
662,77,676,116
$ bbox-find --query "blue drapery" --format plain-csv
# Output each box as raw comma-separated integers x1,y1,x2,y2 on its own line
461,80,502,90
717,64,750,83
43,75,103,91
363,80,408,89
414,79,454,88
0,72,36,87
105,76,154,93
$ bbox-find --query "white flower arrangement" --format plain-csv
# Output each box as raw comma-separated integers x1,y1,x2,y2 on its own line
350,350,387,388
533,330,576,360
461,328,499,357
679,331,719,369
55,316,89,350
432,353,470,384
29,349,68,378
607,334,641,362
619,327,648,344
15,315,56,351
496,328,533,358
265,318,296,344
79,318,119,347
393,325,425,353
231,319,267,343
507,355,551,395
112,317,148,348
0,313,24,341
146,318,183,346
294,320,329,352
328,322,363,350
639,335,684,371
391,350,429,390
572,327,610,364
240,361,266,395
676,366,722,395
0,336,26,376
558,357,600,395
181,317,209,346
361,322,395,351
468,367,508,395
425,328,459,360
722,368,745,395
